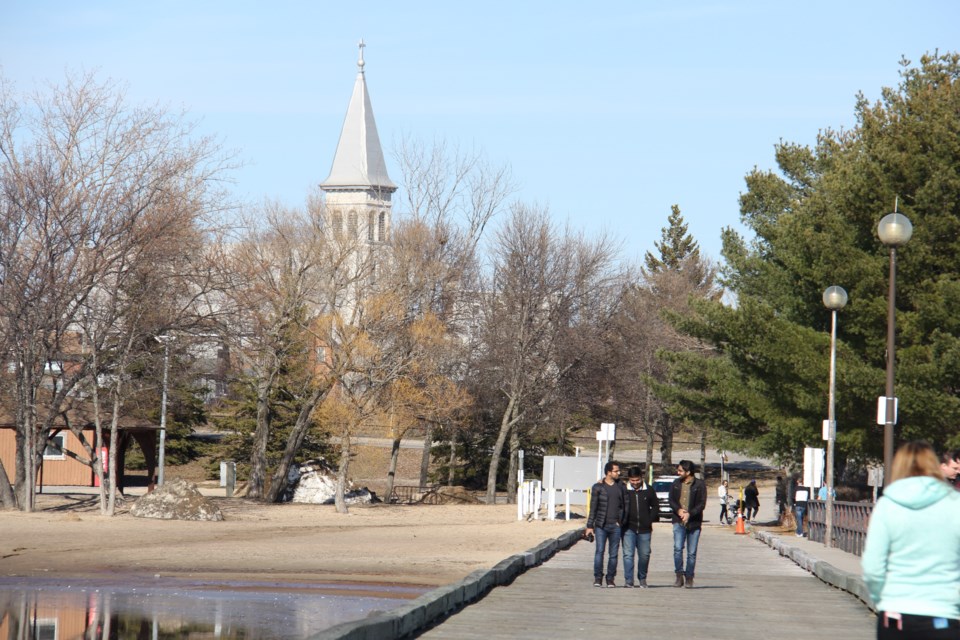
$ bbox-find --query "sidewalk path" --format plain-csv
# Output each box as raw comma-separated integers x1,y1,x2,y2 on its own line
419,523,874,639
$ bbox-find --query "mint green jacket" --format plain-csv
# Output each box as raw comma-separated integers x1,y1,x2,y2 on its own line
861,476,960,619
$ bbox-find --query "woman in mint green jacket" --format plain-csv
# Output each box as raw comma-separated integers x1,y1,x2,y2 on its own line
861,441,960,639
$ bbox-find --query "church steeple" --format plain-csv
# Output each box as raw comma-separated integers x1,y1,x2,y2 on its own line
321,40,395,192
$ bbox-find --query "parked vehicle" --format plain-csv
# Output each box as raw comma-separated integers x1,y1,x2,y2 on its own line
652,475,679,519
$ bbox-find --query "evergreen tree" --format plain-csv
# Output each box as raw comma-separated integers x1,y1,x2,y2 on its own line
644,205,700,274
661,52,960,466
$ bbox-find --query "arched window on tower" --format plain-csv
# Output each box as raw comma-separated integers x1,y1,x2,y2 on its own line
368,211,375,243
331,211,343,237
348,211,358,238
378,211,387,242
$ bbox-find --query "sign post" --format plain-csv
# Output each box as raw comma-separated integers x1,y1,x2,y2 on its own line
595,423,616,480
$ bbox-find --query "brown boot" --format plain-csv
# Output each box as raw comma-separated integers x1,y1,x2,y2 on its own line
684,576,694,588
673,572,685,588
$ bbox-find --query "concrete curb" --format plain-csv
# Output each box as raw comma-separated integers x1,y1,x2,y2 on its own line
310,526,585,639
753,530,874,610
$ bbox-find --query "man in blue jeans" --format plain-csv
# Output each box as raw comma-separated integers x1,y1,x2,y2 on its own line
585,461,626,587
668,460,707,588
622,465,659,588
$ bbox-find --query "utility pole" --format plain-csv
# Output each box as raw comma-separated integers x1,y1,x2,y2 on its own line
156,335,175,486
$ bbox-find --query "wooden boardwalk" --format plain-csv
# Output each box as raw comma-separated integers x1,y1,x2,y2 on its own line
419,524,875,639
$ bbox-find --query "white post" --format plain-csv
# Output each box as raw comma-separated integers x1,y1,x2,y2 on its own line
534,480,542,518
596,441,603,480
517,482,523,520
564,489,571,521
517,448,525,520
546,459,556,520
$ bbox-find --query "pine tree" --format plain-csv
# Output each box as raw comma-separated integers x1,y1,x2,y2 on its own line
661,52,960,464
644,205,700,273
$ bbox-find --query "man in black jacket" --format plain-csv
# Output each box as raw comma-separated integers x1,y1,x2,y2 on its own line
621,465,659,588
668,459,707,588
585,461,626,587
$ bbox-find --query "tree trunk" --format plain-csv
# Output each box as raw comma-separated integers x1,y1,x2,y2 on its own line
106,387,123,517
0,459,17,509
659,416,674,472
334,424,352,514
13,416,25,510
17,369,36,512
247,378,273,500
699,430,707,478
507,425,520,505
447,430,457,487
485,396,517,504
385,437,401,501
266,385,328,503
419,421,433,487
644,428,655,473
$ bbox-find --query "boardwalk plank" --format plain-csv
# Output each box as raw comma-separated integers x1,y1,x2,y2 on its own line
419,524,874,639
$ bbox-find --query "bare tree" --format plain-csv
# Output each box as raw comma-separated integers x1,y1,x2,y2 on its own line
0,71,230,510
389,138,513,486
478,204,620,504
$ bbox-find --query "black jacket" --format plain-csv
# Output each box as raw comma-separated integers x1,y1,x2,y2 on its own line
586,480,627,529
623,483,659,533
668,476,707,530
744,484,760,508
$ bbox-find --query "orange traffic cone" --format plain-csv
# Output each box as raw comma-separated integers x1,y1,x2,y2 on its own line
734,511,746,535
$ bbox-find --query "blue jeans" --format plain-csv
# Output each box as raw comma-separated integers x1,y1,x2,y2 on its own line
673,523,701,578
622,529,652,584
795,504,806,535
593,524,621,580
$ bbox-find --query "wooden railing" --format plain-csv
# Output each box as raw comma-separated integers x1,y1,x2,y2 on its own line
806,500,874,556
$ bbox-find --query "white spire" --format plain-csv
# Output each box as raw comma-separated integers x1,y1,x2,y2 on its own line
321,41,395,192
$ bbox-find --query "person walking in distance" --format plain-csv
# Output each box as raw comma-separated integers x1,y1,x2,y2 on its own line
743,479,761,522
862,441,960,639
585,461,626,588
794,482,811,537
668,460,707,588
621,465,659,588
775,476,788,517
718,479,730,525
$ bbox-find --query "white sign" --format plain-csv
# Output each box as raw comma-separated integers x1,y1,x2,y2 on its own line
876,396,899,425
822,419,835,441
803,447,824,488
597,422,616,441
867,465,884,487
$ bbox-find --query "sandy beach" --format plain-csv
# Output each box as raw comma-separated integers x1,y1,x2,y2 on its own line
1,494,582,590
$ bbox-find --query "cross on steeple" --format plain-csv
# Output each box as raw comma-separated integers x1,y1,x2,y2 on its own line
358,39,366,72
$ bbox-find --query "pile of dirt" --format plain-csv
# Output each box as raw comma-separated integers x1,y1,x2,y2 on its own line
430,486,482,504
130,478,223,521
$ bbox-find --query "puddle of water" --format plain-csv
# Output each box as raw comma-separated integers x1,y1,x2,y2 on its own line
0,576,427,639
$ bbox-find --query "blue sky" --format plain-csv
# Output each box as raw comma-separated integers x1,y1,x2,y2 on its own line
1,1,957,264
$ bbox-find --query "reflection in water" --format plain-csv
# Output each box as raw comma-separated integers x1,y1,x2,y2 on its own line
0,577,425,639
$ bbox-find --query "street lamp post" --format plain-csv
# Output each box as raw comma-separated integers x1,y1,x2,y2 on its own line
877,209,912,485
155,335,175,487
822,285,848,549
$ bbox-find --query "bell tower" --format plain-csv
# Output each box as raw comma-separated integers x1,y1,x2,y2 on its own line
321,40,395,249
